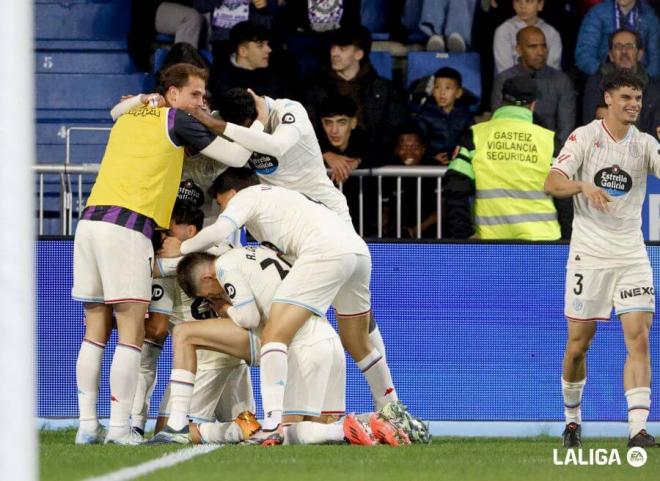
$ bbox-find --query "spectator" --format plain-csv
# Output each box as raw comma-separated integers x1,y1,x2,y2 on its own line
594,101,609,120
582,29,660,136
401,0,479,52
382,126,439,238
415,67,475,166
128,0,206,72
493,0,563,73
304,26,410,165
193,0,280,65
443,76,562,240
208,21,290,100
318,95,377,235
491,26,576,150
156,42,211,86
575,0,660,77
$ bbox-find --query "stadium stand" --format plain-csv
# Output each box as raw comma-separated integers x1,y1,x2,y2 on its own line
406,51,481,101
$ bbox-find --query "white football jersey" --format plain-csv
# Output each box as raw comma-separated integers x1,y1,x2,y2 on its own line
212,185,369,259
215,246,337,348
552,119,660,268
227,98,351,223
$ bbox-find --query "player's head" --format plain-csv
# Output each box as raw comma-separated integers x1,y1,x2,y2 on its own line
216,88,258,127
319,95,358,151
608,28,643,71
329,26,372,74
168,201,204,242
395,124,427,166
516,26,548,71
157,63,209,110
602,69,644,125
501,75,537,111
208,168,259,212
432,67,463,110
513,0,544,23
177,252,221,299
230,21,271,70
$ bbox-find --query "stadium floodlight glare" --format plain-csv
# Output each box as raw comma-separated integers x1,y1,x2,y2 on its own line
0,2,37,480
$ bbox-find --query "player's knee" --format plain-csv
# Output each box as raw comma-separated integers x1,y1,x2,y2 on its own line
145,322,168,344
565,339,589,360
171,323,188,345
626,330,650,357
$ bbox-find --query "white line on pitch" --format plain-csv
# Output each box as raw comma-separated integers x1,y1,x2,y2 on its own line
82,445,222,481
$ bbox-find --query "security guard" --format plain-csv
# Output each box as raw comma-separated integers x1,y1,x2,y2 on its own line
444,75,561,240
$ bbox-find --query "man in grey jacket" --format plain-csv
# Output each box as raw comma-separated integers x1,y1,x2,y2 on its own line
491,26,575,154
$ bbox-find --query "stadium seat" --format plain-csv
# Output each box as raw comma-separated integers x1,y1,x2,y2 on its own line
36,121,111,165
36,73,154,110
361,0,390,40
35,51,137,74
369,51,393,80
406,52,481,100
35,0,130,42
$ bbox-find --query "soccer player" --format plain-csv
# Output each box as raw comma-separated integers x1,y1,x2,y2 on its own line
545,69,660,448
130,201,253,436
160,169,416,446
72,63,255,445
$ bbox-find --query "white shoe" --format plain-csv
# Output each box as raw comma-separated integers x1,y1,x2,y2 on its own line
75,424,106,445
426,34,446,52
104,428,144,445
447,33,466,53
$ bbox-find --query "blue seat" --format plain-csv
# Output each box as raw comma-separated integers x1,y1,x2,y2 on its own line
369,51,393,80
152,48,214,73
36,73,154,110
35,51,137,74
406,52,481,101
35,0,130,41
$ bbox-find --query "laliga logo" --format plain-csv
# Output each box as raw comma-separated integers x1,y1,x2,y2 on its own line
552,447,647,467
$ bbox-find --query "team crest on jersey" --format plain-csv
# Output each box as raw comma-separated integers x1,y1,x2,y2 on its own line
224,283,236,299
249,151,279,174
151,284,164,301
594,165,632,197
281,113,295,124
629,142,641,158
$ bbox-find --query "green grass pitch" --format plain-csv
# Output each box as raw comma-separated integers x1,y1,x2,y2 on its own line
40,430,658,481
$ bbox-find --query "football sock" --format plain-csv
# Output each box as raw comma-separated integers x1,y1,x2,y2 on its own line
107,343,142,437
260,342,288,431
368,324,387,360
357,349,398,410
283,422,345,445
130,340,162,430
562,377,586,425
199,422,243,444
168,369,196,431
76,339,105,431
626,387,651,438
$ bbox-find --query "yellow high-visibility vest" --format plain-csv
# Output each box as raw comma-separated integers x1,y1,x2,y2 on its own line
471,106,560,240
86,106,185,228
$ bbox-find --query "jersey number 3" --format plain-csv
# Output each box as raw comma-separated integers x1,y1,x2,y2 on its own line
573,274,583,295
260,258,290,280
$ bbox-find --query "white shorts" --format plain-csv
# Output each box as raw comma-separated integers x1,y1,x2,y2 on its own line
72,220,153,303
565,263,655,321
284,336,346,417
159,363,255,422
272,253,371,318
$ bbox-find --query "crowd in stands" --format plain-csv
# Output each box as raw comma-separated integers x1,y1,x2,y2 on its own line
126,0,660,240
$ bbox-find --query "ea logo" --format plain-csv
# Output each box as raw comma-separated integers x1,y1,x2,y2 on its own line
224,283,236,299
627,447,647,467
151,284,164,301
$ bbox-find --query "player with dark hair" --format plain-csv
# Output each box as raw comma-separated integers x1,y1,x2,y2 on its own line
545,69,660,448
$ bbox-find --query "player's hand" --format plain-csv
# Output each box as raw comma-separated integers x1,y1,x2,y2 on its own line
120,95,134,102
158,236,182,258
252,0,267,8
247,88,269,125
581,183,612,212
434,152,450,165
139,93,165,107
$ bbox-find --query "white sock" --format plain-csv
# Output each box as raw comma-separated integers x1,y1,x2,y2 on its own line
283,421,345,445
626,387,651,438
130,340,162,430
260,342,288,430
76,339,105,431
369,324,387,360
108,343,142,437
562,377,586,425
357,349,398,410
199,422,243,444
168,369,196,431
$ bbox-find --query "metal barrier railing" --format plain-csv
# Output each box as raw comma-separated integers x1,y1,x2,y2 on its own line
35,125,448,237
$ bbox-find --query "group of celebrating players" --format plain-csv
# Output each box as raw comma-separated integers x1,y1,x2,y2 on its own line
71,60,659,449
